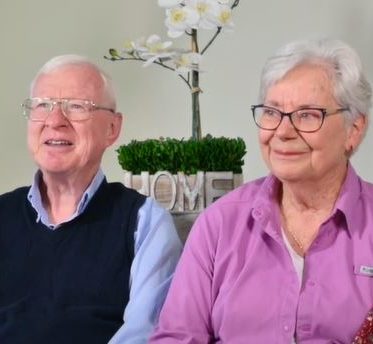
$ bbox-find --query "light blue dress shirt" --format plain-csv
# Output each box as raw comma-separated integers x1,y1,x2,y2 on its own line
27,169,183,343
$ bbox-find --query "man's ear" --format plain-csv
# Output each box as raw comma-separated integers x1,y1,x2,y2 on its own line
106,112,123,147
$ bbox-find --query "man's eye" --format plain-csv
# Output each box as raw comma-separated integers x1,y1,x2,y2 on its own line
35,102,50,110
68,102,86,111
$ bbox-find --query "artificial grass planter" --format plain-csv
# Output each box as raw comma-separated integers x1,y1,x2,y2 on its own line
117,135,246,174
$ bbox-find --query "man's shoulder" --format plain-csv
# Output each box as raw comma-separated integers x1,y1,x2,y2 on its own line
104,182,167,217
106,182,146,200
102,182,148,220
0,186,30,203
0,186,30,218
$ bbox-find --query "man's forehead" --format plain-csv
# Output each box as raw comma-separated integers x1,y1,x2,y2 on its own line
32,66,104,97
37,64,101,82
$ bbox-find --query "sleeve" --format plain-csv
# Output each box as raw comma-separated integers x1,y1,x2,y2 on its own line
108,197,183,344
148,208,218,343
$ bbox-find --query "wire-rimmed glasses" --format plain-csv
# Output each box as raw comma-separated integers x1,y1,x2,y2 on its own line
22,98,116,122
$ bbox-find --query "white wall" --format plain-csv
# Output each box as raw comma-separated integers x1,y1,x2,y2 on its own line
1,0,373,193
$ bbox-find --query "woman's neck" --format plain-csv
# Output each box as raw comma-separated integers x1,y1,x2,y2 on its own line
279,164,348,255
280,164,348,212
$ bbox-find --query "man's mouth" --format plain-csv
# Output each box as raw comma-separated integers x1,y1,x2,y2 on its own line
45,140,73,146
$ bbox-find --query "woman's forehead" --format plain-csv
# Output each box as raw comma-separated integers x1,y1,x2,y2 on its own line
265,65,336,106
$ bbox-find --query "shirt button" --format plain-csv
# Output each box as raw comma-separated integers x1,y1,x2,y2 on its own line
283,325,290,332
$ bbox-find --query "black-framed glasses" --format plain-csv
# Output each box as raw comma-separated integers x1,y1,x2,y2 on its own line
22,98,116,122
251,104,349,133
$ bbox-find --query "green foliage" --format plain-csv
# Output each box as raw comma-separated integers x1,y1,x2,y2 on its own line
117,135,246,175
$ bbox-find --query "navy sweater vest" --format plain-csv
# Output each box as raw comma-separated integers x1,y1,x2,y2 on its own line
0,180,146,344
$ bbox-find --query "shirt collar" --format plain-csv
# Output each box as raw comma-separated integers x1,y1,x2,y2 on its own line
333,163,362,235
250,174,282,238
252,174,280,211
251,164,363,236
27,169,105,229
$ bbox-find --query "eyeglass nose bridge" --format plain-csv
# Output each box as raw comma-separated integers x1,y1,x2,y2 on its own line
45,99,69,118
274,111,298,130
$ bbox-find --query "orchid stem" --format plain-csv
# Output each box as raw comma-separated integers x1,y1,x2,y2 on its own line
104,55,191,89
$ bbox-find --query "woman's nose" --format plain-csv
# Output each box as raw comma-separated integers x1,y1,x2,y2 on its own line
275,115,298,137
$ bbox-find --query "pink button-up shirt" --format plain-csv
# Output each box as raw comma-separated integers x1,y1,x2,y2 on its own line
150,165,373,343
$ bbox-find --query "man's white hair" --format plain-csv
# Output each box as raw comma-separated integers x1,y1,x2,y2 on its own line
30,54,117,109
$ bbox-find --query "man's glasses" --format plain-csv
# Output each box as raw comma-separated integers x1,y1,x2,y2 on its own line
251,104,349,133
22,98,116,122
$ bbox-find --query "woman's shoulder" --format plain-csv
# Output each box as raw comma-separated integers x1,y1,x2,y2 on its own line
359,179,373,203
187,176,273,255
199,175,273,222
213,175,271,206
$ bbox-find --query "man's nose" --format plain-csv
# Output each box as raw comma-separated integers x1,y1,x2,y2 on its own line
44,102,68,125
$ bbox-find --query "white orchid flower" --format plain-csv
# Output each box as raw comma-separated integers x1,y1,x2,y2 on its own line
206,3,234,29
122,40,136,55
145,34,173,52
158,0,184,8
130,35,174,66
184,0,221,30
131,35,171,53
165,6,200,38
172,52,202,73
217,0,230,4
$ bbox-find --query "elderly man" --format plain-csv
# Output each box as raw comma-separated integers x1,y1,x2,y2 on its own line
0,55,182,344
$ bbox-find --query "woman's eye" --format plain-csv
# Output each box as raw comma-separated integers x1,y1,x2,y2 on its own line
299,112,310,118
263,109,275,116
297,110,321,120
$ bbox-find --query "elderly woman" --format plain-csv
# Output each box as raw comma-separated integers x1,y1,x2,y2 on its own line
149,38,373,343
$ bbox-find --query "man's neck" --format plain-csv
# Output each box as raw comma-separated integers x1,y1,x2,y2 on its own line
39,169,98,224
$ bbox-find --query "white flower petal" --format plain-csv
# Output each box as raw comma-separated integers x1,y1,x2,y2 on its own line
165,6,200,36
162,41,173,49
217,6,233,26
198,18,218,30
146,34,162,45
167,28,185,38
205,4,233,28
122,40,136,54
184,0,224,30
142,56,159,67
172,52,202,73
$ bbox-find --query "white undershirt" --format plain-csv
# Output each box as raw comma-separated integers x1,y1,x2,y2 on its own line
282,228,305,344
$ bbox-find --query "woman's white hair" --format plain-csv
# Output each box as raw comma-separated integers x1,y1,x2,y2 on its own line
30,54,117,109
259,38,372,121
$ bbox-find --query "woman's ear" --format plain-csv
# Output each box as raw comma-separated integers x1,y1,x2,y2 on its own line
345,114,367,155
